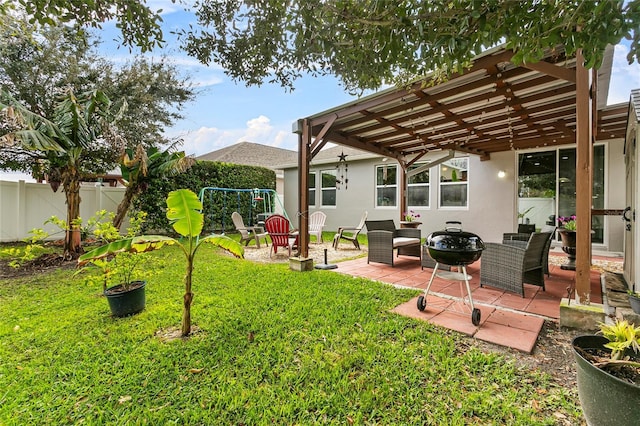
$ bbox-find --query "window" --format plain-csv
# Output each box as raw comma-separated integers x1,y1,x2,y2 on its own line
376,164,397,207
439,158,468,207
407,163,430,207
592,145,605,244
518,151,557,231
308,172,316,207
320,169,336,206
517,145,606,243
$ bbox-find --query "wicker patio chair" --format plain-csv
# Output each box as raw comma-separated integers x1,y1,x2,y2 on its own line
308,211,326,243
503,225,556,276
480,231,552,297
365,220,421,266
231,211,269,248
332,211,367,249
421,245,437,269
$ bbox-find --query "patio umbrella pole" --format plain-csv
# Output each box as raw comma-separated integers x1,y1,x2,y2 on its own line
315,249,337,270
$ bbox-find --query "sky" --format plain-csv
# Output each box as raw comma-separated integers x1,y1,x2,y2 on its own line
97,1,361,157
2,1,640,181
102,1,639,158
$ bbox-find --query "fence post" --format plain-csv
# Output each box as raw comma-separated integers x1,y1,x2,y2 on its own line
17,180,27,241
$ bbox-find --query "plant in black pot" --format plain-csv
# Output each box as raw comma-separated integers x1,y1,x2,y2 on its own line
77,211,159,317
79,189,244,336
572,320,640,426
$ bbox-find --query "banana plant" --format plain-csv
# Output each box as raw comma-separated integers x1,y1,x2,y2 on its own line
79,189,244,336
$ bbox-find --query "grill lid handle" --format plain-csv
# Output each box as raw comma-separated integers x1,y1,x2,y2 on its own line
445,220,462,232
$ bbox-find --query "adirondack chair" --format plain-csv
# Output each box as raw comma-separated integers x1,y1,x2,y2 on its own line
264,214,299,258
308,211,327,243
231,211,269,248
332,211,367,249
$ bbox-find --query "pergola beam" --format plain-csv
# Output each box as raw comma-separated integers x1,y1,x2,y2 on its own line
522,60,577,83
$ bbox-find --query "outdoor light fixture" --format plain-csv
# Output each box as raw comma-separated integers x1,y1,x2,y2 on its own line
498,170,506,178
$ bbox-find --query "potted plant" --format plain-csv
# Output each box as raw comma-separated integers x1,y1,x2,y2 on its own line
96,252,151,317
517,206,534,224
557,215,577,270
79,189,244,336
628,289,640,314
401,210,422,228
77,211,156,317
572,320,640,426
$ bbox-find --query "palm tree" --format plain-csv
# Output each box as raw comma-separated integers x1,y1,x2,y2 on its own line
0,88,122,258
112,143,195,230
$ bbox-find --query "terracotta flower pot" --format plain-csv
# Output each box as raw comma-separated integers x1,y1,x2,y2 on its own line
400,221,422,229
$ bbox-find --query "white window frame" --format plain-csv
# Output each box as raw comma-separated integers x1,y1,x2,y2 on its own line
320,169,337,207
407,162,430,208
375,164,398,208
308,172,316,207
438,157,469,209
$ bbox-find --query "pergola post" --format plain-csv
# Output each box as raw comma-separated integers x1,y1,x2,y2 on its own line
400,165,407,223
297,119,311,259
575,48,592,304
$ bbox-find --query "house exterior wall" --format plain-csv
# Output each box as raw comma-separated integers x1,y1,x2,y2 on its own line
284,144,626,251
284,151,516,244
623,105,639,289
605,139,626,253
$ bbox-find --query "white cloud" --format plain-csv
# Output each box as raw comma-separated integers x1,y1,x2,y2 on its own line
191,74,224,87
608,43,640,104
146,0,187,15
172,115,297,156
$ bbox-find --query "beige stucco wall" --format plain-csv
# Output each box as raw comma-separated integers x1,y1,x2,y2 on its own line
284,151,517,244
284,143,626,251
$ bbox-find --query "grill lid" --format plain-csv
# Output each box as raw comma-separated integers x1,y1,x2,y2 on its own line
426,222,484,266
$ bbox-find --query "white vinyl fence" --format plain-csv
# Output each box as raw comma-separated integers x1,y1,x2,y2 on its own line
0,180,125,242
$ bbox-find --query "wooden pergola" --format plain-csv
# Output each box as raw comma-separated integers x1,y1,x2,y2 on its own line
294,45,628,304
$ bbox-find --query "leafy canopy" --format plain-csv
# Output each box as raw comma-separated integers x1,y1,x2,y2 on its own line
9,1,640,92
0,15,195,177
180,0,640,91
12,0,166,52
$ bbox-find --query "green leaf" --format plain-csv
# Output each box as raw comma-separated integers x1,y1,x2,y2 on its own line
78,238,135,265
199,235,245,258
166,189,204,237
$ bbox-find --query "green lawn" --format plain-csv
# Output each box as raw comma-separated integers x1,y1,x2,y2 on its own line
0,246,581,424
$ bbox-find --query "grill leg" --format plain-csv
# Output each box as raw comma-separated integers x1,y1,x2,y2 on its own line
424,263,440,298
461,265,475,311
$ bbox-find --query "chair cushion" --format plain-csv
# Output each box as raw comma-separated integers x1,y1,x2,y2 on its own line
393,237,421,248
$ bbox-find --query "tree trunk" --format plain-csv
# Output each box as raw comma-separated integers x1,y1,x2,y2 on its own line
62,166,82,259
112,185,138,230
181,257,194,336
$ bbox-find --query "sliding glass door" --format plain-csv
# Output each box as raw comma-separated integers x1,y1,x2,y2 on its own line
517,151,557,231
518,145,605,244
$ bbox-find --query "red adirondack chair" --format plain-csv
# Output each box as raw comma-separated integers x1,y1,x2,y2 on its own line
264,214,299,258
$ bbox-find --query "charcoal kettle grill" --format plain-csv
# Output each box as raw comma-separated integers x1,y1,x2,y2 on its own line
417,221,485,325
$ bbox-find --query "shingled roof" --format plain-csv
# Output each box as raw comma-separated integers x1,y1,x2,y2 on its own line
197,141,297,169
